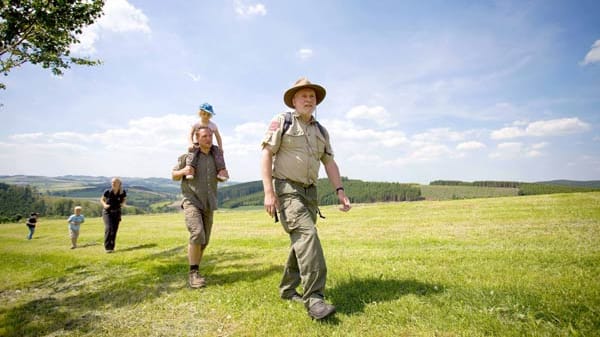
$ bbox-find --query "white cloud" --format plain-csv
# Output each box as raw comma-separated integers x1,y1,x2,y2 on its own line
224,122,266,155
71,0,151,55
525,150,542,157
72,28,100,55
186,73,202,82
490,126,526,140
0,114,270,179
345,105,394,126
297,48,314,60
526,118,590,136
233,122,266,137
581,39,600,65
100,0,151,33
456,141,486,151
491,117,590,139
9,133,44,141
234,1,267,17
413,128,466,143
322,118,407,147
530,142,548,150
348,153,382,162
489,142,547,159
489,142,523,159
410,144,452,161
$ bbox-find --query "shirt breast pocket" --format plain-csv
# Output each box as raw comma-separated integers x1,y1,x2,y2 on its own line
284,131,305,150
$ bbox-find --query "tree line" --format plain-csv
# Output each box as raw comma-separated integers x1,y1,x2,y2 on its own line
429,180,599,195
217,178,422,209
0,183,148,223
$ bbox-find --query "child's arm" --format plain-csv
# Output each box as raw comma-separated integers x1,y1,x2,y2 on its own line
214,129,224,152
188,125,196,151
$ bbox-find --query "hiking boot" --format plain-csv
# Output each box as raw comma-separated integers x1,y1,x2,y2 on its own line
188,270,206,288
307,301,336,320
281,292,303,303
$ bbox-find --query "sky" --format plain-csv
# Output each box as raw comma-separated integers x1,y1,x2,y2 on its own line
1,0,599,184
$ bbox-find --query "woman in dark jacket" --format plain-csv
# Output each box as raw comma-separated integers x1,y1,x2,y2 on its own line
100,177,126,253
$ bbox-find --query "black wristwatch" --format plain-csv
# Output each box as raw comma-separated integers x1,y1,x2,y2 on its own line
335,187,344,193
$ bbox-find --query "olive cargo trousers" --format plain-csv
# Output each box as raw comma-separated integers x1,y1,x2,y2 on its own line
275,179,327,309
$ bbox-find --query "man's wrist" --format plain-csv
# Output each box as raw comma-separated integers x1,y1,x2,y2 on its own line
335,187,344,194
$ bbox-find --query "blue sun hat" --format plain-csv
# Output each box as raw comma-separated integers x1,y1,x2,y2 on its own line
199,102,215,116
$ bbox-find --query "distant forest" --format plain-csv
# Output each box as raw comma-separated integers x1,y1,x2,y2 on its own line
0,183,151,223
217,178,422,209
429,180,600,195
0,183,103,223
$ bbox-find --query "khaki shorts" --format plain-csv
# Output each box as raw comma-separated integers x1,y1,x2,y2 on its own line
69,229,80,239
182,200,214,247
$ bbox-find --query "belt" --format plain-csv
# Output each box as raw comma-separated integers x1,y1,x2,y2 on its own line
275,178,315,189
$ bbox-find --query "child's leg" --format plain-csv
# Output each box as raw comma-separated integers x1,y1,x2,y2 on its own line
70,229,78,248
212,146,229,181
27,226,34,240
185,147,199,179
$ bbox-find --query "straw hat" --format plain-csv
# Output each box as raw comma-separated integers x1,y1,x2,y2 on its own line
283,77,326,108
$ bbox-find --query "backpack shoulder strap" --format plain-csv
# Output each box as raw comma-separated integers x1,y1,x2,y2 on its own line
314,121,329,142
282,111,293,135
281,112,330,146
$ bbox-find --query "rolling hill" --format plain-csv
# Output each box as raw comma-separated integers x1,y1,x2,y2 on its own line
1,175,599,212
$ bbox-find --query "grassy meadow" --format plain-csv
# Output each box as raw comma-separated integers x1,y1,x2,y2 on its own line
1,192,599,336
420,185,519,200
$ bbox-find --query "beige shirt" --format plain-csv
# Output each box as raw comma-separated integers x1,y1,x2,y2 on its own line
261,112,334,186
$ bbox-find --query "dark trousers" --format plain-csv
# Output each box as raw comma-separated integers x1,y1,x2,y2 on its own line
27,225,35,240
103,209,121,250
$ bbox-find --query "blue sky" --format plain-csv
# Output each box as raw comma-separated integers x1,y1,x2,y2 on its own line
1,0,599,184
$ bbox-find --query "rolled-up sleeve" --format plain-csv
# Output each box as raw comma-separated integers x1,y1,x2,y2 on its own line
261,115,284,154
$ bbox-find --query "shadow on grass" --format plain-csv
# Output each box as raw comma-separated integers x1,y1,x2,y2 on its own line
114,242,158,253
0,245,280,337
328,277,444,315
77,242,101,248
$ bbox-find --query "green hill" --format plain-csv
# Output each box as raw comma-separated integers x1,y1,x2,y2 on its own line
3,176,599,216
536,179,600,188
430,179,600,196
218,178,422,208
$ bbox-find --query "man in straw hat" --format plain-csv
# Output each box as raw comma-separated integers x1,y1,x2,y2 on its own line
261,77,351,320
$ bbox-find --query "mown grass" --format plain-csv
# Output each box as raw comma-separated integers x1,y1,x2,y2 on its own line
420,185,519,200
1,192,599,336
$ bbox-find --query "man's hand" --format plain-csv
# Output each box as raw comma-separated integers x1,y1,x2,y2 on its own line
337,191,351,212
263,191,279,219
181,166,194,176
